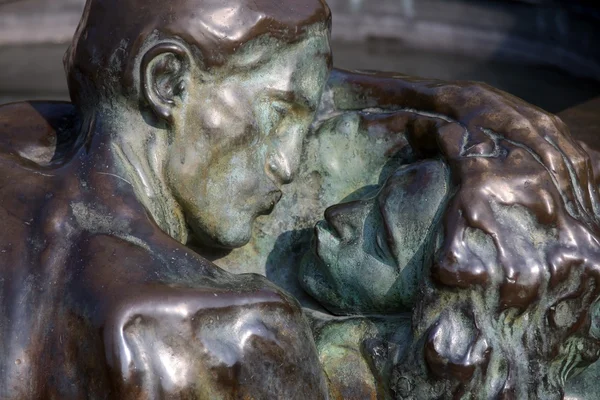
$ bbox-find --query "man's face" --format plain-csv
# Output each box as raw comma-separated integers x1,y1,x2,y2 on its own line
299,160,450,315
166,30,331,249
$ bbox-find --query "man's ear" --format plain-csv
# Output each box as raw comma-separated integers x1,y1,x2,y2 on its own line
141,43,189,124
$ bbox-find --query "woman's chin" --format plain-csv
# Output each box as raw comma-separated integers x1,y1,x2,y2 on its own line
299,251,365,316
299,252,344,312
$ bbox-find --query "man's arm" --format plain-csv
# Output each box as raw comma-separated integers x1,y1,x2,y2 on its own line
103,275,328,400
322,68,595,221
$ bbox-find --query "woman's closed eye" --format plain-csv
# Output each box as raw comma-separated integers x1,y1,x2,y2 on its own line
374,229,394,261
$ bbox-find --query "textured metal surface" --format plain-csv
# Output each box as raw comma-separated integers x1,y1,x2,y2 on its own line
0,0,599,398
560,97,600,151
0,0,332,397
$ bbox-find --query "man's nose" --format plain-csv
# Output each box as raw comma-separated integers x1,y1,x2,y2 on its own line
265,126,303,185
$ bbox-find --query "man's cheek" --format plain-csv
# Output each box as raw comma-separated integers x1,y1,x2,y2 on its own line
220,154,263,198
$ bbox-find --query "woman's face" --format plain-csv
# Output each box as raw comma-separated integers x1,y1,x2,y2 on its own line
299,160,450,315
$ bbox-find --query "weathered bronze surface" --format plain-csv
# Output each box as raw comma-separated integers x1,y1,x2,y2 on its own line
1,0,600,399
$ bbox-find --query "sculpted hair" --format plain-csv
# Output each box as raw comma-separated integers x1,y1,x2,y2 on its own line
394,144,600,398
64,0,331,109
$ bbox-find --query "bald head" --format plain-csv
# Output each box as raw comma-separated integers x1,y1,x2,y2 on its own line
65,0,331,107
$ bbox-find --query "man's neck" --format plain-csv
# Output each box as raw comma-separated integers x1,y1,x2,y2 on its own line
84,107,189,244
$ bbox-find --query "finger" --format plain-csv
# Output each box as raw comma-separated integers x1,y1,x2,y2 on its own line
436,122,468,160
401,112,494,162
467,114,584,220
551,114,596,217
523,110,596,218
578,141,600,197
380,110,464,158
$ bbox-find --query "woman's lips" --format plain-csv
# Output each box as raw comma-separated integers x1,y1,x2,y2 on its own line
316,219,340,239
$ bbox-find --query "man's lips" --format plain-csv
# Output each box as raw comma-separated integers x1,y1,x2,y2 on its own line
257,190,283,214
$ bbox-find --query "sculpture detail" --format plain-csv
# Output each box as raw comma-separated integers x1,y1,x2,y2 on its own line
1,0,599,399
300,159,450,315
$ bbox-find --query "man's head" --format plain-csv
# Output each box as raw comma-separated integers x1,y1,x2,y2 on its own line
65,0,332,248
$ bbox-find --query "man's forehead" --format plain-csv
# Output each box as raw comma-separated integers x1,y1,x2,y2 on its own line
165,0,330,65
223,32,331,110
224,29,330,71
185,0,330,34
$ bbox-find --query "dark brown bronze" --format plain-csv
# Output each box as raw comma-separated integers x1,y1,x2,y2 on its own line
1,0,600,399
325,69,600,305
0,0,333,397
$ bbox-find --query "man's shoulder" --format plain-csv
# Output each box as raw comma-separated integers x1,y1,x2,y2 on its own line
0,101,80,165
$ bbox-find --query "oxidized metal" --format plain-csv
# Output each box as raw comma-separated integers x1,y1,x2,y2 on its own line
0,0,599,399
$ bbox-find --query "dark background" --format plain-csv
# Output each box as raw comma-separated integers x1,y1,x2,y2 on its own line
1,0,599,113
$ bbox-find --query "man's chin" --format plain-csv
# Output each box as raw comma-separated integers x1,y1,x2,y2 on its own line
188,219,254,250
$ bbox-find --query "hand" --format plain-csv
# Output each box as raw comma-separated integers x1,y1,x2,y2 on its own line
327,70,597,224
372,107,600,309
430,81,597,222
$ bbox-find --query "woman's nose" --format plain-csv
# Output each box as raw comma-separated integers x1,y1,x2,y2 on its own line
324,200,370,240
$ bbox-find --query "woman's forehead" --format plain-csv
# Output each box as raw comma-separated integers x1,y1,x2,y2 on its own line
377,160,450,228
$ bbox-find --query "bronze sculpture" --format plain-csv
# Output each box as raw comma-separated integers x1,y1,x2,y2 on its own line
1,0,599,398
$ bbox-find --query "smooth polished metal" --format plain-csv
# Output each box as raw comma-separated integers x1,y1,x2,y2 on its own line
1,0,599,399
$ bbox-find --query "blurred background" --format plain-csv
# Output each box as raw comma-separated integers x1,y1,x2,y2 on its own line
0,0,599,113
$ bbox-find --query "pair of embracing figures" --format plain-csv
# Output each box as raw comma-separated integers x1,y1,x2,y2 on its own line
1,0,600,398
